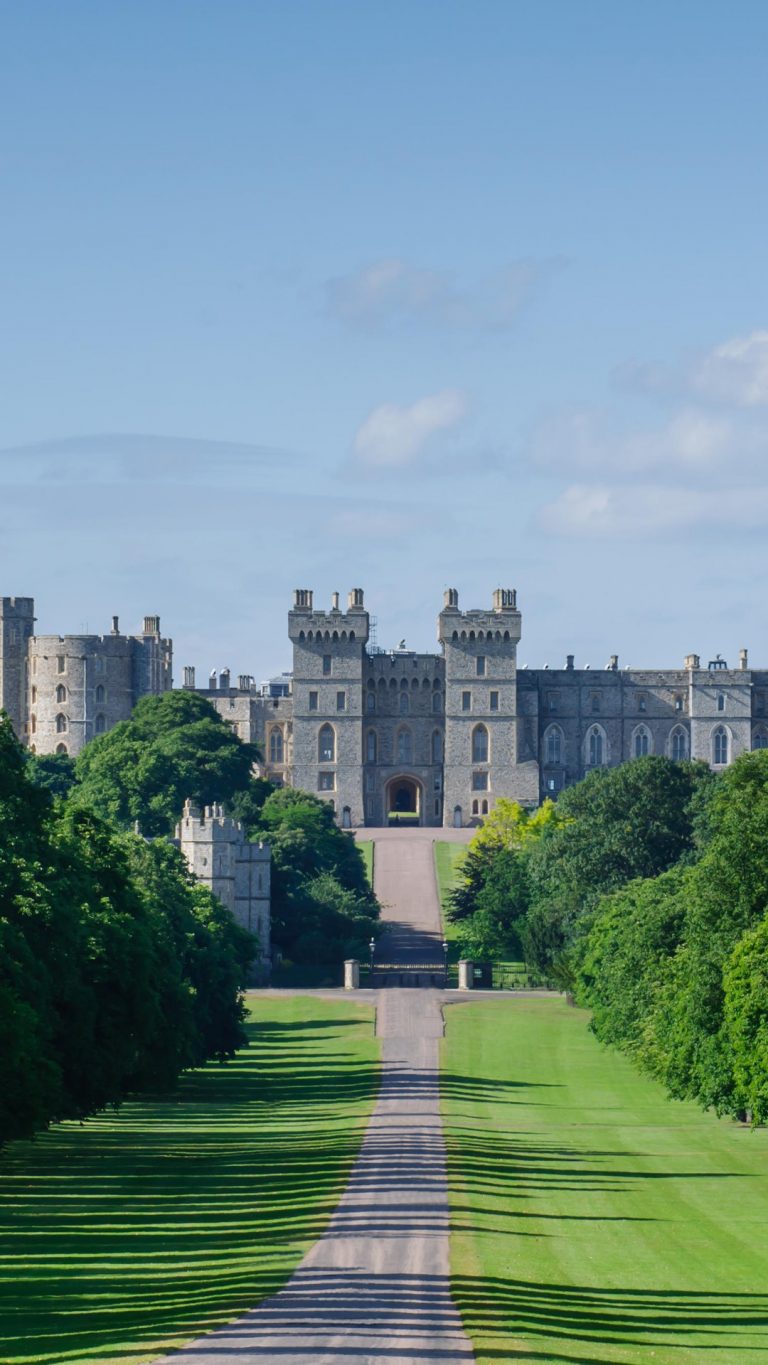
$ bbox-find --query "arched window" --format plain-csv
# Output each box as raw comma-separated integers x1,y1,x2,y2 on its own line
55,743,67,755
481,799,489,815
633,725,651,757
753,729,768,751
95,684,105,703
717,693,725,712
713,726,729,765
397,728,412,764
318,724,335,763
544,725,563,766
55,684,66,703
432,730,442,763
366,691,375,713
472,799,479,815
269,728,284,763
55,713,67,734
670,726,688,761
399,692,409,715
30,714,36,734
587,725,605,766
472,724,489,763
95,714,106,735
366,730,377,763
432,692,442,712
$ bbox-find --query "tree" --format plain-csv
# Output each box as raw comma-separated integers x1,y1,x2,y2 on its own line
26,751,77,799
723,915,768,1125
74,691,260,836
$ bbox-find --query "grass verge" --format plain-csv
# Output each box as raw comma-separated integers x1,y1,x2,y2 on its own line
434,840,467,957
442,996,768,1364
358,838,374,887
0,995,378,1365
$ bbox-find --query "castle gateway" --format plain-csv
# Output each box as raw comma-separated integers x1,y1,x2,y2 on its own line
199,586,767,828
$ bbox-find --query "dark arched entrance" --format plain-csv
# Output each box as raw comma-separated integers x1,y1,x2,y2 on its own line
386,775,422,824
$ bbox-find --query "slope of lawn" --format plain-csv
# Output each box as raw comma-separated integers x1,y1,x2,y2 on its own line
434,840,466,954
442,996,768,1364
0,995,378,1365
358,837,374,887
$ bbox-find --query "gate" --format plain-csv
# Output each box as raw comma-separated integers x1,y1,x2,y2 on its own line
368,961,447,988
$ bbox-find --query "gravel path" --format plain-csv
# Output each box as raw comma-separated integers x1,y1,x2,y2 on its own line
161,988,474,1364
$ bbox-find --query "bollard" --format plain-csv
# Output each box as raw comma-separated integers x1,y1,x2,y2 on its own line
344,959,360,990
458,959,474,991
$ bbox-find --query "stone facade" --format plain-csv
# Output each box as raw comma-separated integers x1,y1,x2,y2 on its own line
0,599,172,757
195,586,768,827
176,800,271,979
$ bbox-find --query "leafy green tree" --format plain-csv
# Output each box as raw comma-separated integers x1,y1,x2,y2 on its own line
74,691,260,835
723,915,768,1124
26,751,77,799
244,788,379,963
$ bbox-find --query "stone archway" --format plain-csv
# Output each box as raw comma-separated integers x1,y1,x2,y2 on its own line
386,775,422,824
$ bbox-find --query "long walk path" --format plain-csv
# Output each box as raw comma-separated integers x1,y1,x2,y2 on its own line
163,830,475,1365
359,825,471,968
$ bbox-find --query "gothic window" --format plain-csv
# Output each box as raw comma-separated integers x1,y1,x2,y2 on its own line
397,728,412,764
712,726,729,765
269,728,284,763
399,691,410,715
318,724,335,763
55,743,67,755
55,713,68,734
95,684,105,703
753,729,768,750
366,730,377,763
472,799,479,815
476,656,486,677
717,693,725,712
670,727,688,761
587,725,605,766
675,695,684,712
95,714,106,735
56,684,66,703
472,724,489,763
481,799,489,815
472,771,489,791
432,730,442,763
633,725,651,757
57,655,65,674
367,691,376,713
544,725,563,766
432,692,442,712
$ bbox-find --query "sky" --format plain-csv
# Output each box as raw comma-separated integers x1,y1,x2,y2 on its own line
2,1,768,681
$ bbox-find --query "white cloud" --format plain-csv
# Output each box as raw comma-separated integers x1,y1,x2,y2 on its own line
690,331,768,406
353,390,468,470
538,481,768,538
531,405,766,480
327,257,562,331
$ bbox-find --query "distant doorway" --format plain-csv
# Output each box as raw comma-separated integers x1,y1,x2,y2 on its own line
386,776,422,825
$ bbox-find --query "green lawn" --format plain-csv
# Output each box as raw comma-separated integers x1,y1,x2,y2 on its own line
358,838,374,887
434,840,467,954
0,995,378,1365
442,996,768,1364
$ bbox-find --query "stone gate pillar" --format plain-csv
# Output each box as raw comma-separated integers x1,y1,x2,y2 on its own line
458,959,474,990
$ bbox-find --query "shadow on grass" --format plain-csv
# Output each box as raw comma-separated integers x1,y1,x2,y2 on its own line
0,1006,378,1365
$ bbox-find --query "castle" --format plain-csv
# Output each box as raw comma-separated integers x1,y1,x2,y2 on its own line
0,598,172,756
196,586,768,827
176,800,271,979
4,587,768,828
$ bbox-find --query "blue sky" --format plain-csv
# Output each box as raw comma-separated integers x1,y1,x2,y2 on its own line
2,1,768,680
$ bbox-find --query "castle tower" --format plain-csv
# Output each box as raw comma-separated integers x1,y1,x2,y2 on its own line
177,801,271,978
0,597,35,740
288,588,369,826
439,587,538,825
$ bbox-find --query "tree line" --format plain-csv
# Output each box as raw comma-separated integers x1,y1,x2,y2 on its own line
448,753,768,1124
2,691,379,1144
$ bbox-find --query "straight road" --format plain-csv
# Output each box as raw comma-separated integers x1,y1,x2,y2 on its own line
159,989,475,1364
358,826,472,967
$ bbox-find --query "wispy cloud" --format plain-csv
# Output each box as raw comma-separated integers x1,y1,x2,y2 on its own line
538,482,768,538
352,390,468,470
0,432,298,487
327,257,563,331
531,406,758,480
615,330,768,409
